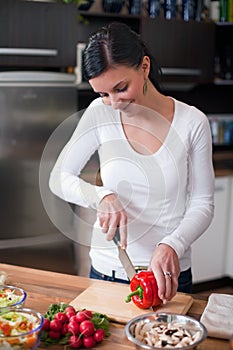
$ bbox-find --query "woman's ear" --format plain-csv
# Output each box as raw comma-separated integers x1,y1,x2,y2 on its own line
141,56,150,78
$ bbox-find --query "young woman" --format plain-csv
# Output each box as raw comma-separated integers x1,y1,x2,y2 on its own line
49,22,214,303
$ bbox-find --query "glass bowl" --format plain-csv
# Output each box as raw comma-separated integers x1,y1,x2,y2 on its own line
0,307,44,350
0,285,27,308
125,312,207,349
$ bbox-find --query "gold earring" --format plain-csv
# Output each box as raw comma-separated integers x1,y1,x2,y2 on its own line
143,80,148,96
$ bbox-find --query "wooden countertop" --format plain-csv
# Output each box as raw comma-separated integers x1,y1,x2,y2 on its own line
80,156,233,183
0,263,230,350
214,150,233,176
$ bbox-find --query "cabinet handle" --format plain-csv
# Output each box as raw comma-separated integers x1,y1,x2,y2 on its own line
0,48,58,56
161,68,201,76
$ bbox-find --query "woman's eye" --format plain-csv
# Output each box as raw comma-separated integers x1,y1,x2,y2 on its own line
117,85,128,93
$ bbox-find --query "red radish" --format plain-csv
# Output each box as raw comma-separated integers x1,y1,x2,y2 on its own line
48,330,61,339
54,312,68,324
42,318,50,331
93,328,105,342
67,322,80,335
79,320,95,336
83,336,96,348
83,310,93,319
66,310,76,319
61,323,69,336
49,319,63,332
69,315,78,323
69,335,83,349
65,306,76,313
75,310,92,323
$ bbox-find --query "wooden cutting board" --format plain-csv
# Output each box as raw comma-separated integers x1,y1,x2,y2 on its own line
70,281,193,324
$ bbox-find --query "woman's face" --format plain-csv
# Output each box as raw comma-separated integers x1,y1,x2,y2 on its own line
89,57,150,115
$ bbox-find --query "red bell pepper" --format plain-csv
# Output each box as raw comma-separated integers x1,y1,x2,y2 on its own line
125,271,162,309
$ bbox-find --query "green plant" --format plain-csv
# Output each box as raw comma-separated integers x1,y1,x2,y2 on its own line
59,0,89,6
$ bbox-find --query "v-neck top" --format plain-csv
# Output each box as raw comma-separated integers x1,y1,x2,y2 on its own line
49,97,214,278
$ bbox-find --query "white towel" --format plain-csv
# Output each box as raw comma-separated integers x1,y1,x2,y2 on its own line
200,293,233,339
0,271,7,285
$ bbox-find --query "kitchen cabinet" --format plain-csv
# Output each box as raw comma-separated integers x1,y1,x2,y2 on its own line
192,176,231,283
140,18,215,85
77,11,140,41
76,13,216,109
77,10,216,84
0,0,77,68
215,23,233,82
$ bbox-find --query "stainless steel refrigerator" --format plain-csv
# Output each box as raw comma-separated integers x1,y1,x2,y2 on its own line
0,71,78,274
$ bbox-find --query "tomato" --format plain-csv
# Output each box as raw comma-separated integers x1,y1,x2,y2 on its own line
93,328,105,343
79,320,95,336
69,335,83,349
83,336,96,348
19,321,27,330
0,324,11,336
26,335,37,348
48,330,61,339
49,319,63,332
76,310,92,323
54,312,68,324
42,318,50,331
67,322,80,335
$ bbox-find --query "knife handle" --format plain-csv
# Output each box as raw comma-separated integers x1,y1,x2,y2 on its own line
113,227,121,246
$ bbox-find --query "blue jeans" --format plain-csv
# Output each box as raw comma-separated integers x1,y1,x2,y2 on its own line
89,266,193,293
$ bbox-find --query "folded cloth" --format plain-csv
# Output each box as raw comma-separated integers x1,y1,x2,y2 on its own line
200,293,233,339
0,271,7,285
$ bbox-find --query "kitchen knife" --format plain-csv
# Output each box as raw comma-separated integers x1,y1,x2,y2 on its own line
113,228,136,281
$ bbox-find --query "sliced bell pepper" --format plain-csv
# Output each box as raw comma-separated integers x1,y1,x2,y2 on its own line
125,271,162,309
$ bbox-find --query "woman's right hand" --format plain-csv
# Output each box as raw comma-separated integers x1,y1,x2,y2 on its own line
97,193,127,249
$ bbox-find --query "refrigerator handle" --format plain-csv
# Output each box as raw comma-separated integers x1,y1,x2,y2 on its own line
0,48,58,56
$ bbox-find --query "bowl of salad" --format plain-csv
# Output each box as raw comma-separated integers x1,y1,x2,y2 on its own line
0,285,27,309
0,307,44,349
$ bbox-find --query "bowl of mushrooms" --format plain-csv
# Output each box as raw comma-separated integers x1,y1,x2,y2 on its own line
125,312,207,349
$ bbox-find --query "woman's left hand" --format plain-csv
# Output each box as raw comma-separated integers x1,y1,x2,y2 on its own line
148,244,180,304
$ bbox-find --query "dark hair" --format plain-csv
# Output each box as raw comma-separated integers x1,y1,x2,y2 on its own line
82,22,161,91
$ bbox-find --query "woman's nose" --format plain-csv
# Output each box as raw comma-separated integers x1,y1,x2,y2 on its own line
109,95,127,109
109,95,123,109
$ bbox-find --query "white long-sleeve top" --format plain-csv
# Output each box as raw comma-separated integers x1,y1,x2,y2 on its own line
49,97,215,279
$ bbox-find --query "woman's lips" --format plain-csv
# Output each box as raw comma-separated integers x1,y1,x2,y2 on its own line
118,100,134,113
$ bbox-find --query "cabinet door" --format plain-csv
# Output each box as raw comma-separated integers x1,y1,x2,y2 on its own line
140,18,215,85
192,177,230,283
215,24,233,81
0,0,77,68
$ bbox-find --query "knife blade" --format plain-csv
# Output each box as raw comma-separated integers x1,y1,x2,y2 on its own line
113,227,136,281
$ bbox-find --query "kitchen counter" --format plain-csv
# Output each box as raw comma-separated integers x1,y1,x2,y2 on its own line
214,150,233,176
0,263,230,350
79,153,233,183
